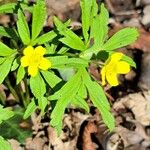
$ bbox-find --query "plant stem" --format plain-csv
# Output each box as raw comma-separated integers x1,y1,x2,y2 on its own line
5,77,20,103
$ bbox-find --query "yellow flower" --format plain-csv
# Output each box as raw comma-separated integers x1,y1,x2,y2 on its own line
101,52,130,86
21,46,51,77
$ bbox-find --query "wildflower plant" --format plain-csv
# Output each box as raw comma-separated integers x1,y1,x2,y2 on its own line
0,0,139,146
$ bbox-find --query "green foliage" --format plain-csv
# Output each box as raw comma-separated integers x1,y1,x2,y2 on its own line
23,99,37,119
0,56,15,84
0,136,11,150
30,73,46,99
32,0,46,41
102,28,139,51
0,105,14,124
32,31,57,45
80,0,93,42
17,9,30,45
50,69,83,135
54,17,86,51
16,65,25,84
0,0,139,141
0,26,18,41
41,70,62,88
0,42,17,56
0,3,16,14
121,55,136,68
82,69,115,131
0,107,32,143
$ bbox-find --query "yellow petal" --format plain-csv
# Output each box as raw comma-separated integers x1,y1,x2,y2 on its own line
101,67,106,86
117,61,130,74
28,66,38,77
111,52,124,62
23,46,34,56
21,56,29,67
106,72,119,86
39,58,51,70
34,46,46,56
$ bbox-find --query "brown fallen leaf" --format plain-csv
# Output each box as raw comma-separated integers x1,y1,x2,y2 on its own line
82,122,98,150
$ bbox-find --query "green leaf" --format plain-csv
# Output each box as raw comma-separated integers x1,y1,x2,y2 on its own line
0,105,14,124
41,70,62,88
0,26,18,41
48,56,89,69
11,58,19,71
121,55,136,68
32,1,46,41
17,9,30,45
32,31,57,45
81,3,109,59
23,99,37,119
91,3,109,47
50,69,82,134
103,27,139,51
54,17,86,51
0,57,6,64
38,97,48,114
0,42,16,56
82,69,115,131
0,136,11,150
80,0,93,42
0,56,15,84
0,107,32,143
58,68,75,81
30,73,46,99
16,65,25,84
72,95,89,113
0,3,16,14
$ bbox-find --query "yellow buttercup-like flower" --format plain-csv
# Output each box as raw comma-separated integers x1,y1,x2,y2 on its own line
21,46,51,77
101,52,130,86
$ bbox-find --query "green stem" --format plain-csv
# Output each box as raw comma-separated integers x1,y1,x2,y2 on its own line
24,78,30,105
5,77,20,103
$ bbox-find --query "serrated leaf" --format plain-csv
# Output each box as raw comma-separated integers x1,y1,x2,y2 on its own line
121,55,136,68
38,97,48,114
32,31,57,45
0,56,15,84
0,136,11,150
16,65,25,84
0,105,14,124
54,17,86,51
50,69,82,134
82,69,115,131
103,27,139,51
80,0,93,42
0,42,16,56
32,1,46,41
30,73,46,99
81,3,109,59
41,70,62,88
23,99,37,119
91,3,109,47
17,9,30,45
0,3,16,14
0,107,32,143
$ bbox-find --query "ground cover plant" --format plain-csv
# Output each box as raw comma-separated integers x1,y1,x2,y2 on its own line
0,0,139,149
